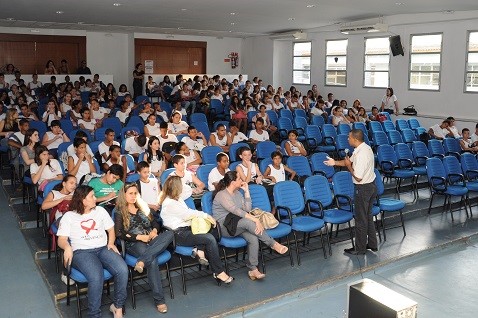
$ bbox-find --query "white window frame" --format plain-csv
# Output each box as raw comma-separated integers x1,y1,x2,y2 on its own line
292,41,312,85
465,30,478,93
408,33,443,91
325,39,348,87
363,36,390,88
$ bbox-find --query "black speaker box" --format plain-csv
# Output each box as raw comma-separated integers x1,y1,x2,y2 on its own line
390,35,404,56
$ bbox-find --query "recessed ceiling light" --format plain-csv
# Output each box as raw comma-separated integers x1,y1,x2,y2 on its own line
395,2,404,5
230,12,236,15
442,10,455,14
306,5,315,8
77,21,84,24
230,22,235,25
288,17,295,21
56,11,64,14
6,18,15,21
181,8,187,11
113,3,122,6
177,27,183,30
229,31,233,33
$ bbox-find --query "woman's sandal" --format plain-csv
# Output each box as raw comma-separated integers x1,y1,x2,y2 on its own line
157,304,168,314
191,248,209,266
272,243,288,255
248,270,266,281
134,261,144,274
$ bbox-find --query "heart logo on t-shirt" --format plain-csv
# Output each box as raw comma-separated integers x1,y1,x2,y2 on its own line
80,219,97,235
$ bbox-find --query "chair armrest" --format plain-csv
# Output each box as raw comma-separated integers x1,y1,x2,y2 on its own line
430,176,447,191
397,158,413,169
446,151,461,159
415,155,428,166
306,199,324,218
275,205,293,225
313,170,327,177
431,153,445,159
380,160,395,174
323,136,335,145
466,169,478,181
307,137,318,149
334,194,353,211
447,173,465,185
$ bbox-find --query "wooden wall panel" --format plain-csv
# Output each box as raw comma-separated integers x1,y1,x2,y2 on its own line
135,39,206,74
0,33,86,74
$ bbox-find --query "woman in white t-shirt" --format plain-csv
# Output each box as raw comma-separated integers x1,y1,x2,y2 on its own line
236,147,264,185
78,108,98,134
144,114,161,138
380,87,399,115
67,139,97,184
144,136,166,178
168,111,189,135
284,130,307,157
208,152,230,191
170,154,205,200
60,93,73,117
30,145,63,189
42,174,77,223
176,141,202,173
272,94,284,111
57,185,128,318
42,100,61,127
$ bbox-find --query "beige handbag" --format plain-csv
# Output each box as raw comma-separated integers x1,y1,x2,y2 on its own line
249,208,279,229
190,217,212,235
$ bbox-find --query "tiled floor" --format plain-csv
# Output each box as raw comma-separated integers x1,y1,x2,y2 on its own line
2,175,478,317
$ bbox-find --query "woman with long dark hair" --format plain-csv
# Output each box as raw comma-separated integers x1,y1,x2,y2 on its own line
144,136,166,178
114,182,173,313
132,63,144,99
212,171,287,280
57,185,128,318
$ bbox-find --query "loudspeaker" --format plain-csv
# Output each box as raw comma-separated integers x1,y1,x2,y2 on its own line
390,35,404,56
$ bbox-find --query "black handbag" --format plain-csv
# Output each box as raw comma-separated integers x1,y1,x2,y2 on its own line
223,213,242,236
403,105,417,116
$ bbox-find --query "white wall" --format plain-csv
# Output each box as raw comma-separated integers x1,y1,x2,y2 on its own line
242,36,275,85
243,12,478,123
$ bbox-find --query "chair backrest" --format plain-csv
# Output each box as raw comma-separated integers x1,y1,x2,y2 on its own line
43,180,62,198
337,124,351,135
411,141,430,166
321,124,337,145
124,154,136,172
293,116,308,132
382,120,396,133
159,102,173,118
460,152,478,180
408,118,421,130
273,180,305,216
266,110,278,126
352,122,367,138
89,140,102,155
369,121,383,133
93,158,101,174
196,164,216,185
401,129,417,144
309,152,335,178
373,131,390,147
69,129,92,143
229,161,241,171
94,127,108,142
120,126,140,141
29,120,47,140
259,157,273,174
377,144,398,168
335,134,353,158
427,139,445,158
126,173,140,182
395,119,410,131
443,138,462,157
201,191,213,215
249,184,272,211
303,175,334,208
256,141,277,160
293,109,307,119
332,171,355,201
426,157,446,181
443,156,463,181
387,130,404,145
394,143,414,167
59,119,74,135
102,117,122,139
190,113,207,126
135,95,150,105
305,125,323,147
193,122,211,142
277,117,293,139
126,116,145,134
311,115,325,129
374,169,385,196
229,143,249,162
286,156,312,177
279,109,293,121
160,168,175,186
201,146,222,165
247,111,258,125
184,197,195,209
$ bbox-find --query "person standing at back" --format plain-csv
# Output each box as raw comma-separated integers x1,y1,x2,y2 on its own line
324,129,378,255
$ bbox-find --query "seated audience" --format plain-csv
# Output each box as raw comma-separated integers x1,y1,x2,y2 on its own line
135,161,161,212
42,100,61,127
248,118,269,144
331,106,351,126
212,171,287,280
209,123,232,152
208,152,230,191
114,182,174,314
103,145,129,180
428,120,452,140
161,176,233,285
42,120,70,157
285,130,307,157
168,111,189,136
182,126,206,152
8,118,30,176
67,138,97,184
20,128,40,173
144,136,166,179
170,154,205,199
446,117,461,138
88,164,124,209
30,145,63,189
124,133,148,160
98,129,120,163
175,141,202,173
57,185,128,318
460,128,478,153
144,114,161,138
264,151,296,183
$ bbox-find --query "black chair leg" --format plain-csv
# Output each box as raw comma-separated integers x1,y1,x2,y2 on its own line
293,232,300,266
400,210,406,237
381,212,387,241
428,193,435,214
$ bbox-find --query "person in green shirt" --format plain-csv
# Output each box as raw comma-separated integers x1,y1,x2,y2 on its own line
88,164,124,209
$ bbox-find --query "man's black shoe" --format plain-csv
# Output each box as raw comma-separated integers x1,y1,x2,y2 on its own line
344,248,366,255
366,245,378,252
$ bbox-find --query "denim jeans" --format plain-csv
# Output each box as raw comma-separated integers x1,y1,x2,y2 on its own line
175,228,225,275
127,231,174,306
72,246,128,318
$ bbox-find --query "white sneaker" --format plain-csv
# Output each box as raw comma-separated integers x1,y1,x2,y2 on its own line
61,273,75,286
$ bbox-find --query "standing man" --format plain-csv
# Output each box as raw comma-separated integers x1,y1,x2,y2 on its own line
324,129,378,255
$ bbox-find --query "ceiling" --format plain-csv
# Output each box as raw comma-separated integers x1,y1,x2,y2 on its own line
0,0,477,38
